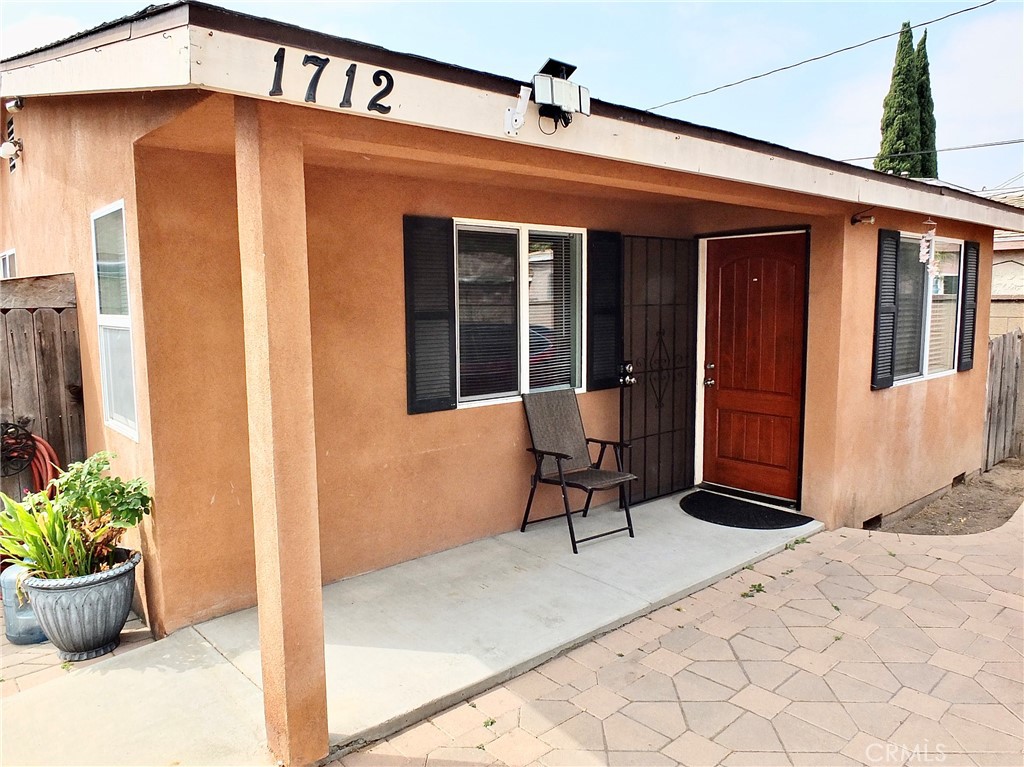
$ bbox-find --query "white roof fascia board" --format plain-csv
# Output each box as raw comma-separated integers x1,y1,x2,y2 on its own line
189,28,1024,232
3,21,1022,233
0,25,191,98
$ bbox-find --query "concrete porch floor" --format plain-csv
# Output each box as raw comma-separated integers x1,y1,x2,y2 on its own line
0,493,821,765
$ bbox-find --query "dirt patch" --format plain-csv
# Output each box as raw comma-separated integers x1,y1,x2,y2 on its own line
882,457,1024,535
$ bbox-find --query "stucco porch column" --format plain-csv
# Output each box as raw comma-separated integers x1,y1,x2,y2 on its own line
234,96,328,766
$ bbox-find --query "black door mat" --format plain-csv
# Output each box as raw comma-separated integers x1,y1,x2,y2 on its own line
681,490,814,530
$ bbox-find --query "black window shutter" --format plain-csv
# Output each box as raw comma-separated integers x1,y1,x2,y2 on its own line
957,240,980,372
587,230,623,391
404,216,456,413
871,229,900,390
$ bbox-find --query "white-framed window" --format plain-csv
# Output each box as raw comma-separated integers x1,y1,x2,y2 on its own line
454,220,585,403
892,233,963,382
92,201,138,439
0,249,14,278
873,229,978,390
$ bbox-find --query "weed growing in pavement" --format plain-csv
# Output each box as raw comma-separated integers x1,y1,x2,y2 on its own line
740,583,766,598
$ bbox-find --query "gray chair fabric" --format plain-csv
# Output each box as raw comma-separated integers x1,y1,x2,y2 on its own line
521,388,636,553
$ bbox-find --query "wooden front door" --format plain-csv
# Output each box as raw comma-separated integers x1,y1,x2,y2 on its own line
703,232,807,501
622,236,697,503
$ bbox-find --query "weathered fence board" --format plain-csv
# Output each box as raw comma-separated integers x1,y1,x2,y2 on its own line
60,309,86,464
0,312,11,423
33,309,70,466
984,329,1023,471
0,273,76,309
1,275,86,498
6,310,40,433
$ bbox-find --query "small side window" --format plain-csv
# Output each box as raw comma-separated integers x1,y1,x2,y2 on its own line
92,201,138,438
0,249,14,278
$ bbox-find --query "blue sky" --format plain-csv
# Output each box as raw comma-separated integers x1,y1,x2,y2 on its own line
1,1,1021,192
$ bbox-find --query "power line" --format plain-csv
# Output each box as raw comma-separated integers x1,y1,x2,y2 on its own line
841,138,1022,162
992,171,1024,189
647,0,997,112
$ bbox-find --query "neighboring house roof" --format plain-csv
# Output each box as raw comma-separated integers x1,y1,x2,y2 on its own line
978,190,1024,249
3,0,1024,232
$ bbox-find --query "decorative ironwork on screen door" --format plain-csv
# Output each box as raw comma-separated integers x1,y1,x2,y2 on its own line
621,236,698,504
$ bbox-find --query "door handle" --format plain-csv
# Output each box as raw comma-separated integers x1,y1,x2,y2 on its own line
704,378,716,387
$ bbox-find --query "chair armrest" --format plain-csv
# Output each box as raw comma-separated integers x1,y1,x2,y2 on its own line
586,437,631,449
526,447,573,460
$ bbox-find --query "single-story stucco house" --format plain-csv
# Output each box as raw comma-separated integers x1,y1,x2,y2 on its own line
2,2,1023,762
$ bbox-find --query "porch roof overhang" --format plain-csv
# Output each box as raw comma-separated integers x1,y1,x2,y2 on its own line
3,0,1023,233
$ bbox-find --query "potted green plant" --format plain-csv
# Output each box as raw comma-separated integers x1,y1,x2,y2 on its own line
0,451,152,661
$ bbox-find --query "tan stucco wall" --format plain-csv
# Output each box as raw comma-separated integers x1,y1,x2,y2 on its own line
0,92,204,627
133,147,256,632
991,250,1023,337
304,167,693,584
831,214,991,527
1,92,998,632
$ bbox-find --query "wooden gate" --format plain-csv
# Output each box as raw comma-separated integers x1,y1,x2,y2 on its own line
622,236,698,503
1,274,86,498
984,328,1023,470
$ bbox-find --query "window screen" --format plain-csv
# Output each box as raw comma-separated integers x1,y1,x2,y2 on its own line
894,237,926,380
457,228,519,399
93,203,137,437
528,231,581,390
927,241,961,375
95,209,129,316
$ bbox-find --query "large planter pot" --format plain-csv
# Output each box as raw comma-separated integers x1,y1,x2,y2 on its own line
23,549,141,661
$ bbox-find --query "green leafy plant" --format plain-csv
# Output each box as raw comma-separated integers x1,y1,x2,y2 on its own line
52,452,151,530
0,492,93,579
740,583,766,598
0,452,151,581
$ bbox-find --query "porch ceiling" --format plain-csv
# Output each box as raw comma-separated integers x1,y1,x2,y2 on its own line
137,93,854,216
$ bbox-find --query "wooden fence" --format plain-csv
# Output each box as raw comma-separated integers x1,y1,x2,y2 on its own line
1,274,86,498
984,328,1023,470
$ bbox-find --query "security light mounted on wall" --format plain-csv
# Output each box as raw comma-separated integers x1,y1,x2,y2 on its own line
504,59,591,137
533,59,591,121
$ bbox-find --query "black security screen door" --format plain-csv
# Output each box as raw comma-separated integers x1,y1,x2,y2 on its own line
622,236,698,504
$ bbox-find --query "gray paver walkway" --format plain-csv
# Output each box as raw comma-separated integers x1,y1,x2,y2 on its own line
347,505,1024,767
0,493,820,766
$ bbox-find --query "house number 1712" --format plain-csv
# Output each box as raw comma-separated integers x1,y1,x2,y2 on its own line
268,47,394,114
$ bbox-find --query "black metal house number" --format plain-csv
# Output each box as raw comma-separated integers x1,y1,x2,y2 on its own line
268,47,394,114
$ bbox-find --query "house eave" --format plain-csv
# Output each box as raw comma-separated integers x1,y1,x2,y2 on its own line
3,0,1023,233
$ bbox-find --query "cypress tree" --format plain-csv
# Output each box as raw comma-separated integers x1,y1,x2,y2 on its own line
875,22,921,177
916,30,938,177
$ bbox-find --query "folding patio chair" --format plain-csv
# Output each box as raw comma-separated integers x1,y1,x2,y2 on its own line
521,388,636,553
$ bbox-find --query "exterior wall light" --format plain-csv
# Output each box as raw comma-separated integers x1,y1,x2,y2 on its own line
0,139,23,160
851,214,875,225
4,97,24,113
